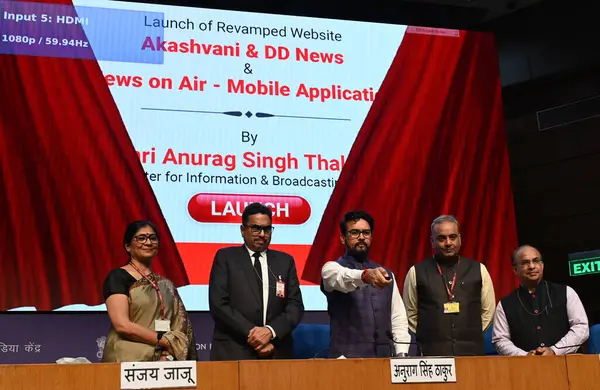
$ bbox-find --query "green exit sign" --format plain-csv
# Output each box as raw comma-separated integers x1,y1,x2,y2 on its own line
569,257,600,276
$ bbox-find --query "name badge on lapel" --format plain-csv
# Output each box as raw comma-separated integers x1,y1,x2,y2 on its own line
443,302,460,314
276,277,285,298
155,320,171,332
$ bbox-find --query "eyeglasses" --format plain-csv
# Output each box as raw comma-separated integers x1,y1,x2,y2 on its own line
133,234,158,244
245,224,274,235
347,229,372,238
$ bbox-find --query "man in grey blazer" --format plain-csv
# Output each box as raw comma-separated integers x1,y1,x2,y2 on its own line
208,202,304,360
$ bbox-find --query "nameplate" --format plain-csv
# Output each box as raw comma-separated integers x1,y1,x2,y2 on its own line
120,361,196,389
390,358,456,383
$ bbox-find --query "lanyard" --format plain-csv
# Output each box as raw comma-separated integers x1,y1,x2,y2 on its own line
130,261,165,320
435,257,460,302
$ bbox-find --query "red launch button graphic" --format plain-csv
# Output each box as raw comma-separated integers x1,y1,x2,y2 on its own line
188,193,311,224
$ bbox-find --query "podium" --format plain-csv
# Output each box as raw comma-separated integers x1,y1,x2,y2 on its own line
565,355,600,390
0,361,237,390
239,356,569,390
0,356,598,390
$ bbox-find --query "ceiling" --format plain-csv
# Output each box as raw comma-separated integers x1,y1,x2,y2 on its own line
126,0,547,28
403,0,544,21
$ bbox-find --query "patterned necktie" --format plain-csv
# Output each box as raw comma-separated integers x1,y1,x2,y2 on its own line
252,252,264,307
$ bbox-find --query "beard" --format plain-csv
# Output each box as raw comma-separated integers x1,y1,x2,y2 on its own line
347,241,370,260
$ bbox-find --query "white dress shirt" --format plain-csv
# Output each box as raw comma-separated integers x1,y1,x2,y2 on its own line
492,285,589,356
245,247,276,337
321,261,411,355
402,263,496,334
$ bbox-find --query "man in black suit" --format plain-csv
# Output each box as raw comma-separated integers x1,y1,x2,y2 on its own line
208,202,304,360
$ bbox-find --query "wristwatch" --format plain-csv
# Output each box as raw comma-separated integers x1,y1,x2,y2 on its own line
396,353,408,357
165,355,174,361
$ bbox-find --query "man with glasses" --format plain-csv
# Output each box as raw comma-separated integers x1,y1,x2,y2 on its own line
492,245,588,356
321,210,411,358
403,215,495,356
208,202,304,360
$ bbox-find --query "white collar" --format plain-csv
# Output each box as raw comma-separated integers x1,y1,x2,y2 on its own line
245,245,267,258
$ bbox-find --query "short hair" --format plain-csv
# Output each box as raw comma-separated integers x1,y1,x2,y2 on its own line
242,202,272,225
340,210,374,234
123,220,159,247
511,245,542,266
430,215,460,236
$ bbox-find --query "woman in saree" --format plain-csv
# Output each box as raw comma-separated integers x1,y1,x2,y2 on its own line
101,220,197,362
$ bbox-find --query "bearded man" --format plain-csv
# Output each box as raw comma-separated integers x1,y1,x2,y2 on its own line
321,210,410,358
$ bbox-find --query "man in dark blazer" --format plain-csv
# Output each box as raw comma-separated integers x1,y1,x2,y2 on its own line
208,202,304,360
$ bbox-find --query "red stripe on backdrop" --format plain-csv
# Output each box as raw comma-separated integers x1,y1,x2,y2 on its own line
0,0,188,311
177,243,315,285
302,29,519,300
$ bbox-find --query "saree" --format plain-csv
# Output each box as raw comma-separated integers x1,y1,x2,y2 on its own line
102,273,197,362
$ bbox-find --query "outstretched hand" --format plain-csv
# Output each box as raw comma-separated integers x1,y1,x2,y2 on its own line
363,267,392,289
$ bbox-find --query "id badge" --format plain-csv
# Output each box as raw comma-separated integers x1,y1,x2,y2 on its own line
155,320,171,332
276,280,286,298
443,302,460,314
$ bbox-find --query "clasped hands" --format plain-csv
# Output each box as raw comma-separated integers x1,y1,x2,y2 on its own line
158,338,175,361
248,326,274,357
159,350,173,361
527,347,555,356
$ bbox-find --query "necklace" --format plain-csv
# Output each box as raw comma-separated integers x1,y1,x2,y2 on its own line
516,281,551,316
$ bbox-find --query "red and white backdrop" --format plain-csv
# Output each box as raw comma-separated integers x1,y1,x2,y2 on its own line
0,0,517,362
302,29,518,294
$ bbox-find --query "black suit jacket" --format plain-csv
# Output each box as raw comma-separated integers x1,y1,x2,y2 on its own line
208,245,304,360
